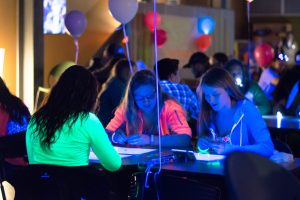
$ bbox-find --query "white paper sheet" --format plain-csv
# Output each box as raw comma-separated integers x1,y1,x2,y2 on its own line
114,147,156,155
193,153,225,161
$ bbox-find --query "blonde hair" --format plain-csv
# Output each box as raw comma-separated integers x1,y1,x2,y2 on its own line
121,70,172,134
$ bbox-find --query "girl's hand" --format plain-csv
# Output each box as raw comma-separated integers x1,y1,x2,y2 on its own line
112,129,128,144
211,142,235,154
127,134,150,146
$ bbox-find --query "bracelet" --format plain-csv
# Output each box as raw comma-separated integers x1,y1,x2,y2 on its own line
197,146,210,154
149,135,155,145
111,132,117,144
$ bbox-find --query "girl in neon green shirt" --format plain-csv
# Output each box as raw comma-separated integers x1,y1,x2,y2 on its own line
26,65,121,172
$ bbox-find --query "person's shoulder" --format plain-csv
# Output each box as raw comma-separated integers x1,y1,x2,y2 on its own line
164,99,183,110
236,99,256,113
248,81,263,91
88,112,99,120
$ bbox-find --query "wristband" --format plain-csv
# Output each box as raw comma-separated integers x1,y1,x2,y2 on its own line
111,132,117,144
197,146,210,154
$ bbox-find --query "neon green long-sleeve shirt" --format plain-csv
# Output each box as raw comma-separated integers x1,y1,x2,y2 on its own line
26,112,121,172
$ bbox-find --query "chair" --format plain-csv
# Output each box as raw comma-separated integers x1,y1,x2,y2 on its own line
128,172,221,200
225,152,300,200
7,165,111,200
0,132,27,200
34,86,50,111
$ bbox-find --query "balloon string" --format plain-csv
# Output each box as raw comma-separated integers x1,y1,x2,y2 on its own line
122,24,134,75
153,0,162,176
74,38,79,64
247,2,251,81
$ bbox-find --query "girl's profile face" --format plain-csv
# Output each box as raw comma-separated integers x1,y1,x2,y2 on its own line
134,84,157,113
202,84,231,111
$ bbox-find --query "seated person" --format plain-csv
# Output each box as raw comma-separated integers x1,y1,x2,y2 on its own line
225,59,271,115
210,52,228,68
26,65,121,172
0,76,31,168
181,52,210,79
197,67,274,157
273,51,300,111
155,58,200,120
106,70,192,148
258,58,283,101
97,59,135,127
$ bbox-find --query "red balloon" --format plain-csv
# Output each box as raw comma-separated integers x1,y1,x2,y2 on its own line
196,34,212,52
151,29,167,48
144,11,161,32
254,43,275,68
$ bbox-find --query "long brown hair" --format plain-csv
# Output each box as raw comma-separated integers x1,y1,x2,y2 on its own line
197,67,244,135
31,65,98,149
121,70,173,134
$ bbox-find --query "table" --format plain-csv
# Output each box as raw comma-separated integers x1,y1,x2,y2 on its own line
263,115,300,157
263,115,300,129
90,149,300,200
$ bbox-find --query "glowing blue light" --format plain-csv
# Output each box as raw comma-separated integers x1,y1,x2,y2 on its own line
197,16,215,34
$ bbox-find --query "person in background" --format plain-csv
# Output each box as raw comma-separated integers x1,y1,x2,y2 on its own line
0,77,31,168
278,32,298,68
225,59,271,115
258,57,283,101
97,59,135,127
182,52,210,79
210,52,228,68
26,65,121,171
89,43,125,72
106,70,192,148
155,58,200,120
196,67,274,157
273,50,300,112
90,43,126,91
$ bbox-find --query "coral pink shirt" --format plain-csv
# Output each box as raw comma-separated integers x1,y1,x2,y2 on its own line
106,100,191,137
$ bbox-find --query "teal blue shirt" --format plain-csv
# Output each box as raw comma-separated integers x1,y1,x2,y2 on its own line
26,112,121,171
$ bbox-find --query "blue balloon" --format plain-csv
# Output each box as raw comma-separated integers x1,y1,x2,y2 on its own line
197,16,215,34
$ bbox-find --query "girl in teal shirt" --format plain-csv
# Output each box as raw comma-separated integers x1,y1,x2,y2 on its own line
26,65,121,171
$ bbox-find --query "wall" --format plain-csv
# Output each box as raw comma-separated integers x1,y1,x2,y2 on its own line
43,0,119,87
131,3,235,68
0,0,17,93
252,16,300,45
44,31,110,87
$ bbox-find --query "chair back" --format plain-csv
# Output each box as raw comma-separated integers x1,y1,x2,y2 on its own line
8,165,110,200
129,172,221,200
225,152,300,200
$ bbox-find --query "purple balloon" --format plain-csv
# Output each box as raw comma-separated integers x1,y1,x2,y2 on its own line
64,10,87,38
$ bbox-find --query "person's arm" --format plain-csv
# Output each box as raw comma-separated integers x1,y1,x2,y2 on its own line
87,113,121,172
235,103,274,157
164,101,192,147
249,82,272,115
106,105,126,133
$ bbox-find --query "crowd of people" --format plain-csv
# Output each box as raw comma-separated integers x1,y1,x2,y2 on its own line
1,40,299,198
